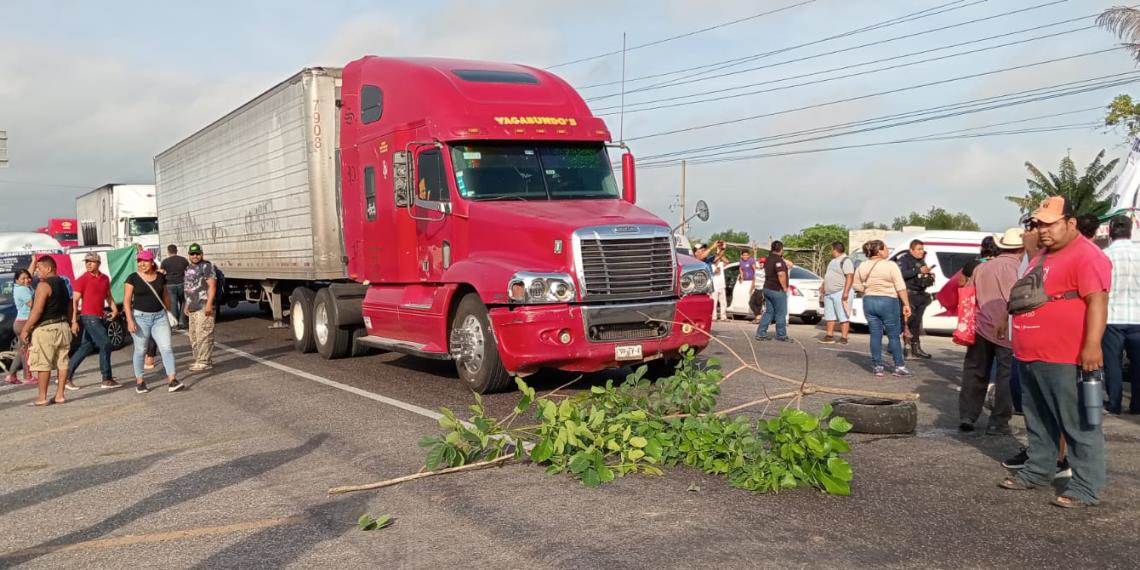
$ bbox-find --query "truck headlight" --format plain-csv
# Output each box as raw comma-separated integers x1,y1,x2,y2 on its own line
507,272,577,304
679,266,713,296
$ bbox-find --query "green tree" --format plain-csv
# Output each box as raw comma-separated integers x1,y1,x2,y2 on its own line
860,221,888,230
707,229,751,262
1098,7,1140,63
1104,94,1140,141
1005,150,1119,217
890,207,980,231
782,224,848,275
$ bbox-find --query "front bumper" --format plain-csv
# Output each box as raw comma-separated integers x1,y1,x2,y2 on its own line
488,295,714,375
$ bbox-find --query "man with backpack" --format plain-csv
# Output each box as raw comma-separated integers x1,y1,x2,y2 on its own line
999,197,1111,508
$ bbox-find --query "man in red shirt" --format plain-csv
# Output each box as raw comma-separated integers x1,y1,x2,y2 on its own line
67,252,120,389
1000,197,1109,508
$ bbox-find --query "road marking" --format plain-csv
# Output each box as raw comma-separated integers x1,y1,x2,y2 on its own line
1,516,304,558
213,341,445,422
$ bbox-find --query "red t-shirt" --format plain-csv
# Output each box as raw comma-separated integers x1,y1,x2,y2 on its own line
73,271,111,317
1012,236,1111,365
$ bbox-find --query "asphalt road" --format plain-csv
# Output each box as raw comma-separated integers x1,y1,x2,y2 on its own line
2,306,1138,568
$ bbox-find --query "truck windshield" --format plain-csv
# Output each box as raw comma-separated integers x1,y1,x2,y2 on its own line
54,233,78,242
450,143,619,201
129,217,159,236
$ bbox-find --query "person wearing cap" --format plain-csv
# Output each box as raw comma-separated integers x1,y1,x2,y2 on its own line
958,228,1023,435
66,252,120,389
182,243,217,372
124,249,181,393
1000,197,1110,508
1102,215,1140,415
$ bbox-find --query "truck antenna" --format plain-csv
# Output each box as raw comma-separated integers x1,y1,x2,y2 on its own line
619,32,627,142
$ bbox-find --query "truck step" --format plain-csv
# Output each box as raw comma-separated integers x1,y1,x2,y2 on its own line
355,335,452,361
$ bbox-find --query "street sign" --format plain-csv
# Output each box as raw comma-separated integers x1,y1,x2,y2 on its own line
0,130,7,167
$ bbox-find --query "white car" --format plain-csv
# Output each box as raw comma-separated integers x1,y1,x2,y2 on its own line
719,262,824,324
849,230,990,333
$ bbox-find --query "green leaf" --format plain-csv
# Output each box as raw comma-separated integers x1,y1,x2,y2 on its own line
590,385,606,394
582,468,601,487
417,435,441,448
820,403,833,418
629,449,645,461
644,439,663,459
358,514,375,530
629,436,648,448
425,445,446,470
818,472,851,496
627,410,647,421
598,465,616,483
530,440,554,463
828,416,853,434
569,452,591,474
687,483,701,492
827,457,854,482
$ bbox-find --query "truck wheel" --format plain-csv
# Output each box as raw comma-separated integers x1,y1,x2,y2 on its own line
314,288,352,359
290,287,317,353
450,294,511,394
106,317,131,351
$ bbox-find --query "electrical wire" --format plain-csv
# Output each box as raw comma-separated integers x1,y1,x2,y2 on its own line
624,46,1121,142
543,0,818,70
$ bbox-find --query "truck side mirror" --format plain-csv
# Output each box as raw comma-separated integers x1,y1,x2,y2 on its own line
393,151,410,207
621,152,636,204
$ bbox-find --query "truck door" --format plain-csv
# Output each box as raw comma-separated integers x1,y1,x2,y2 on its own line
412,147,454,283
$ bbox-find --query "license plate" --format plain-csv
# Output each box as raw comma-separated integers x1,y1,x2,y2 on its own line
615,345,643,361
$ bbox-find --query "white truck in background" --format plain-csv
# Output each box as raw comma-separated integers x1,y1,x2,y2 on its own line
76,184,160,256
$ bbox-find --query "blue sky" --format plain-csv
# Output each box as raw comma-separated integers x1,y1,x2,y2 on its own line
0,0,1133,242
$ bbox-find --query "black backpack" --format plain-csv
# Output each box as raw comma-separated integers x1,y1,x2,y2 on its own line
1007,253,1078,315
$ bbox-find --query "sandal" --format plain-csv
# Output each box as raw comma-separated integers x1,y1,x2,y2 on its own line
998,477,1039,490
29,400,51,407
1052,495,1094,509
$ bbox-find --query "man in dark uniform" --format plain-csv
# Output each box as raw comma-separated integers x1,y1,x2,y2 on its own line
896,239,934,359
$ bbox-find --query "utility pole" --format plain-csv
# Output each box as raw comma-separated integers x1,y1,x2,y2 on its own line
679,159,687,239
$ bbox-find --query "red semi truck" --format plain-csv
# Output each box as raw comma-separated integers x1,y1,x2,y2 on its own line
156,57,713,393
37,218,79,247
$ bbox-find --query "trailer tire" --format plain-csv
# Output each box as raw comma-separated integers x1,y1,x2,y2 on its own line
450,294,511,394
290,287,318,354
314,288,352,359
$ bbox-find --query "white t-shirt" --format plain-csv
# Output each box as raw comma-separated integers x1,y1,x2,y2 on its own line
712,261,727,291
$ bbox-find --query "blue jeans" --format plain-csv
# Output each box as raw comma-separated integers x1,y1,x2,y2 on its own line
168,283,186,326
755,289,788,339
1016,361,1106,504
864,295,905,367
68,315,113,380
1101,324,1140,413
130,310,176,378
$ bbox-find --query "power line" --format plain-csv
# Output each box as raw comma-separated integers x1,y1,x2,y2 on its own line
632,0,1001,93
0,179,90,189
541,0,818,70
590,15,1097,112
637,121,1099,169
581,0,1062,93
625,46,1121,142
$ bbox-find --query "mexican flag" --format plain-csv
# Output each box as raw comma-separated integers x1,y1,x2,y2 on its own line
105,246,139,304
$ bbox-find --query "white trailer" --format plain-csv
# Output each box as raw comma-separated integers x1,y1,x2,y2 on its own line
76,184,160,254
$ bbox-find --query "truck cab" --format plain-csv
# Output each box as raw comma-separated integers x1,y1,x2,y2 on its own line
337,57,713,392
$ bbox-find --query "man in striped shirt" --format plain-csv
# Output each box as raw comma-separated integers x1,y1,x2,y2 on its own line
1102,215,1140,415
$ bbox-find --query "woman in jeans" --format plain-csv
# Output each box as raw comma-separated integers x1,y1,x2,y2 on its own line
854,240,913,377
124,250,182,393
6,270,35,384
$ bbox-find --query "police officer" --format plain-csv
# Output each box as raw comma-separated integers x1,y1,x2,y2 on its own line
896,239,934,359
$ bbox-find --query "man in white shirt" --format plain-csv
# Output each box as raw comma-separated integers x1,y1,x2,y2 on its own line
1102,215,1140,414
711,253,728,321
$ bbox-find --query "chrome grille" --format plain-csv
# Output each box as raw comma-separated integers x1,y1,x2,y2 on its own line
577,233,675,300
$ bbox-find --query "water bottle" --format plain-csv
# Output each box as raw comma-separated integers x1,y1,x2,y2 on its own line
1081,370,1104,427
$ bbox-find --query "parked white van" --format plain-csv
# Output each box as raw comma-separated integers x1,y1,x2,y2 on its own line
850,231,990,333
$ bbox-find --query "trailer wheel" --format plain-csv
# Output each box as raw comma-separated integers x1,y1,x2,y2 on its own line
290,287,317,353
314,288,352,359
450,294,511,393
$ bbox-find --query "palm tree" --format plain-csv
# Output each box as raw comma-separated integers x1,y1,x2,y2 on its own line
1098,6,1140,62
1005,150,1120,217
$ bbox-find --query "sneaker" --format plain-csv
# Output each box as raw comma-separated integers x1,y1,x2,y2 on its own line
838,337,849,345
985,423,1015,436
1055,458,1072,479
754,335,771,341
892,366,913,377
818,336,836,344
100,379,121,389
167,380,185,393
774,336,792,343
64,382,80,391
136,382,150,394
1002,447,1028,469
959,421,976,433
873,365,886,377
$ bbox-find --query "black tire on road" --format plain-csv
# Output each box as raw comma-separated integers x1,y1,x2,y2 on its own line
830,397,917,435
314,287,353,360
290,287,318,354
451,294,511,394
